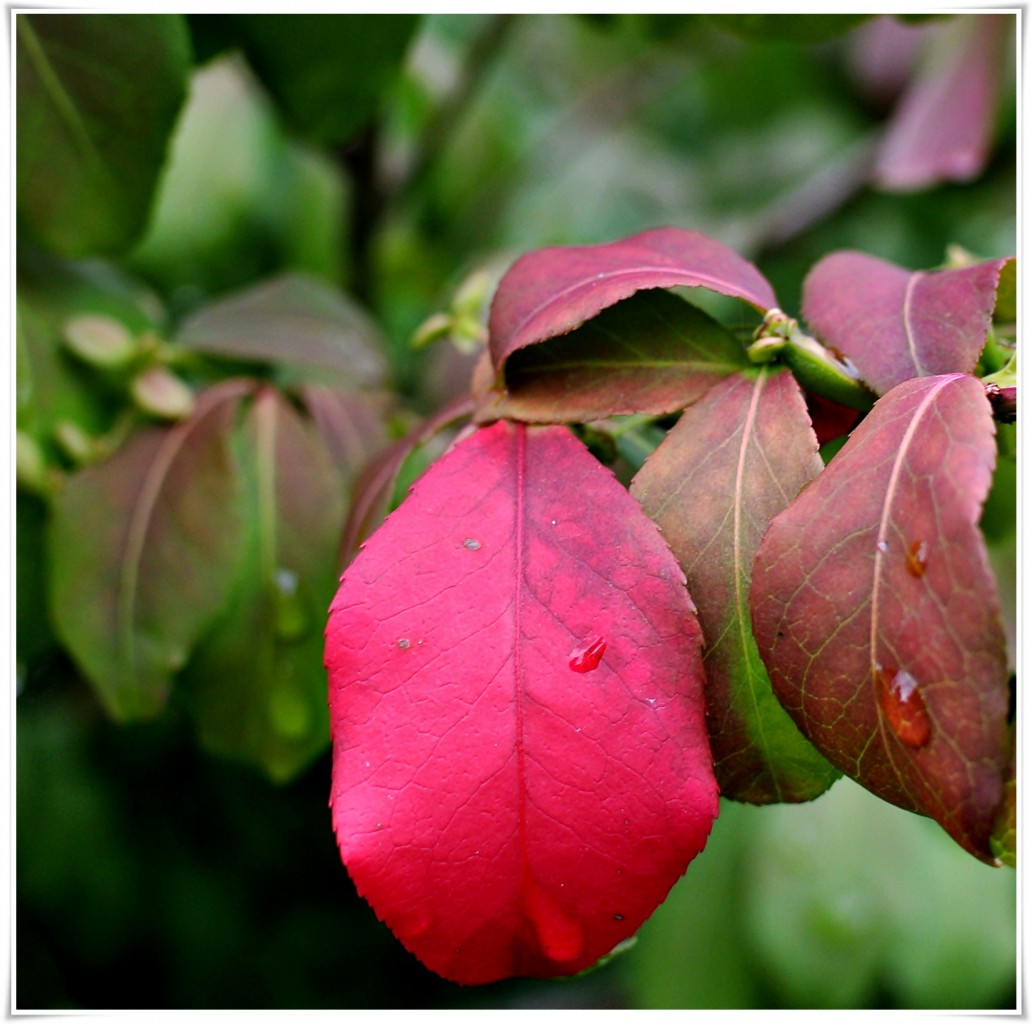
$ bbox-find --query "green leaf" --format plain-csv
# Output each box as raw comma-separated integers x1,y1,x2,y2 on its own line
231,14,421,144
16,13,191,256
47,382,251,719
17,494,56,666
181,388,347,782
706,14,874,44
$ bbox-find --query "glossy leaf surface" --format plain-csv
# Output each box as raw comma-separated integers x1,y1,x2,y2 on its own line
16,13,190,255
488,227,777,382
802,250,1009,395
48,381,251,719
327,420,717,984
632,368,838,802
874,14,1012,192
751,373,1009,861
176,273,389,388
474,289,748,423
183,387,347,781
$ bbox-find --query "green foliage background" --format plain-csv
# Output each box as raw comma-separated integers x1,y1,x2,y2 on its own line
16,12,1017,1010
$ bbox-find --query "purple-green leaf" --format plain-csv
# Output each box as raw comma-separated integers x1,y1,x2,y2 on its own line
802,250,1009,395
750,373,1009,862
488,227,777,383
47,380,251,719
175,273,389,388
631,367,838,802
474,289,749,424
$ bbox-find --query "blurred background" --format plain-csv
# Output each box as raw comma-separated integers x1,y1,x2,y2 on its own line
16,12,1017,1010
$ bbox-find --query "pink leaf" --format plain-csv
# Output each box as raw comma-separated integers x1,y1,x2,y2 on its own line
488,227,777,378
802,250,1009,395
326,420,717,984
874,14,1012,192
750,373,1009,862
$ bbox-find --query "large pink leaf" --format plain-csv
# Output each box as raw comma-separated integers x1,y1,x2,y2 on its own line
326,420,717,984
631,368,839,803
802,250,1009,395
750,373,1009,862
488,227,777,378
874,14,1012,192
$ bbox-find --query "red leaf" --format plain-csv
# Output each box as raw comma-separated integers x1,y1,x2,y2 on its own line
874,14,1012,192
474,289,750,424
802,250,1009,395
750,373,1009,861
488,227,777,379
326,420,717,984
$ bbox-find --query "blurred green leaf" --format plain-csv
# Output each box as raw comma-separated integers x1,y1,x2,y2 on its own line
230,14,420,144
17,495,56,666
181,388,347,782
705,14,874,44
47,381,252,719
16,13,191,256
743,779,1016,1008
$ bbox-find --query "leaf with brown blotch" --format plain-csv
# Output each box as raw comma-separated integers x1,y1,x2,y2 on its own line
326,420,718,984
474,289,749,424
802,250,1010,395
750,373,1009,862
632,367,840,803
488,227,777,383
48,380,252,719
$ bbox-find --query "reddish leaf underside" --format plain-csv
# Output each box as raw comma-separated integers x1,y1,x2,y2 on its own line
750,373,1009,862
326,420,718,984
802,250,1008,395
473,289,749,424
631,368,839,803
874,14,1012,192
488,227,777,380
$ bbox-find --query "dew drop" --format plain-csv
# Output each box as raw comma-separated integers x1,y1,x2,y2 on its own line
569,635,607,673
876,540,889,553
613,914,625,922
906,539,929,577
397,638,411,649
874,664,931,748
463,537,481,550
551,519,557,526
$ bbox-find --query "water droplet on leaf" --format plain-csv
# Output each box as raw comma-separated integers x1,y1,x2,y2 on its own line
569,635,607,673
462,537,481,550
906,539,929,577
874,664,931,748
397,638,411,649
876,540,888,553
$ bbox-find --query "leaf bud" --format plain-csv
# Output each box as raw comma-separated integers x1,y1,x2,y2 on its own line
130,367,195,420
62,313,137,369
